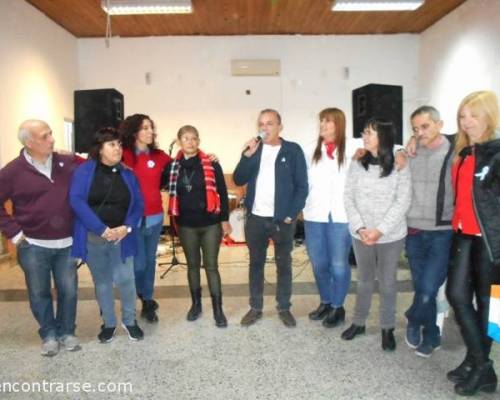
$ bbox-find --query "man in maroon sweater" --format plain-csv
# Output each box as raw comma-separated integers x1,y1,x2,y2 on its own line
0,119,80,356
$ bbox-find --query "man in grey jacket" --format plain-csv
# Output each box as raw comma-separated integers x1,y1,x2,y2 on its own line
405,106,455,357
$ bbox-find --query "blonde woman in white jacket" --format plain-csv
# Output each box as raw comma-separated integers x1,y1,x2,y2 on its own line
303,108,363,328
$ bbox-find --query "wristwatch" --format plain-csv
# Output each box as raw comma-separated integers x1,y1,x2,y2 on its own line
284,217,292,224
126,226,132,234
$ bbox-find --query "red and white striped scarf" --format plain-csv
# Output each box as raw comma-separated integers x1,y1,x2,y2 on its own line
167,150,221,216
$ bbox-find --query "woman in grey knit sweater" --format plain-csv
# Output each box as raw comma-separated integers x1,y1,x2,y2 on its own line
341,118,412,351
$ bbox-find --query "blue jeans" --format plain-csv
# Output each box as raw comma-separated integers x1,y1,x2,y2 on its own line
405,229,453,345
86,235,137,327
17,243,78,340
304,219,352,307
134,221,163,300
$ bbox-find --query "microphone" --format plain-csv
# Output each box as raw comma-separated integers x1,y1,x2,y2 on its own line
245,131,265,152
168,139,177,156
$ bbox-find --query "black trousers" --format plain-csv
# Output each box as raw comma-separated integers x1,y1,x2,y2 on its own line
446,232,494,364
245,214,295,311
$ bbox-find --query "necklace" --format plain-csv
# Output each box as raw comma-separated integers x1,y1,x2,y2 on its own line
182,169,195,192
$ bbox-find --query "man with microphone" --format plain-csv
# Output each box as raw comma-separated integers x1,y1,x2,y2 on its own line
233,109,308,327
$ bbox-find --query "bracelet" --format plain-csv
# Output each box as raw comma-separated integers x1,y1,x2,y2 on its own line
356,227,366,234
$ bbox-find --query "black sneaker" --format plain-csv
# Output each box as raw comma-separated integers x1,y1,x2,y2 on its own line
121,321,144,341
98,325,116,343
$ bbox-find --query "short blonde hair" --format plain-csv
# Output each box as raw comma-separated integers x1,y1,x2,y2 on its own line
455,90,499,156
177,125,199,140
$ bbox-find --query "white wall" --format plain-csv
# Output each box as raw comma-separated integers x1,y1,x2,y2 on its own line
78,35,419,169
0,0,77,166
419,0,500,132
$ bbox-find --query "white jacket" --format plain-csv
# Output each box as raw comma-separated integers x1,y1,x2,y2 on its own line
303,138,363,223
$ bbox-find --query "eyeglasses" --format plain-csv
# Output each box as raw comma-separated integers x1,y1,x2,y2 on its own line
180,136,199,142
412,123,431,133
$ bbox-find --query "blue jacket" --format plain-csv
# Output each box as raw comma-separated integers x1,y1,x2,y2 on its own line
233,138,308,221
69,160,144,262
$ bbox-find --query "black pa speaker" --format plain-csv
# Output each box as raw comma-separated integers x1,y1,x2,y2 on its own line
74,89,124,153
352,84,403,144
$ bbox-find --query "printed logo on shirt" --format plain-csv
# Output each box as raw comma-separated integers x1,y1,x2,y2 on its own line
147,160,156,168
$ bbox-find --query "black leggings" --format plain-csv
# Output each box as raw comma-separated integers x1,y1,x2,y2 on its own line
178,223,223,296
446,232,493,364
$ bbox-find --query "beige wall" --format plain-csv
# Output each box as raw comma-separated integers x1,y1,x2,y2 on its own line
418,0,500,132
78,34,420,170
0,0,77,166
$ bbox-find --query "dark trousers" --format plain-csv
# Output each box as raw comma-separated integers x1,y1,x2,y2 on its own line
178,223,223,296
245,214,295,311
446,232,493,364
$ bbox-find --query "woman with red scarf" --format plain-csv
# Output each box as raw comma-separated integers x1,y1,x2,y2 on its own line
302,108,364,328
446,91,500,396
165,125,231,327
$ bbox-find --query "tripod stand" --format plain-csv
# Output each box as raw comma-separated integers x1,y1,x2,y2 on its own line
159,217,187,279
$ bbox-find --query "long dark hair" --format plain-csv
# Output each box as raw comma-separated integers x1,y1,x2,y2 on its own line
88,127,120,160
119,113,158,153
360,118,395,178
312,108,346,168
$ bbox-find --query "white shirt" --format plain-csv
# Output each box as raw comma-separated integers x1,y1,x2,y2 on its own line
23,149,53,181
252,143,281,217
302,138,363,223
12,151,73,249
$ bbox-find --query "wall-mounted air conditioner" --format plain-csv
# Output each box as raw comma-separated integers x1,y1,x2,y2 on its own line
231,59,281,76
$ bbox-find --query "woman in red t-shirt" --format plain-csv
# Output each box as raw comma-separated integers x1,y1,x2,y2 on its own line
446,91,500,396
120,114,171,323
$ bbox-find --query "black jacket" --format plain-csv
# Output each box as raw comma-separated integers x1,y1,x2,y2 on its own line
436,134,456,225
469,131,500,265
162,158,229,227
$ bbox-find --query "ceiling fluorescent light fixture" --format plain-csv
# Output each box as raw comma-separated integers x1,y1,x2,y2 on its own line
101,0,192,15
332,0,424,11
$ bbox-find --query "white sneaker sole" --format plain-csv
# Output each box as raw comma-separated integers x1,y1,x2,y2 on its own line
415,345,441,358
62,344,82,352
405,335,420,350
41,350,59,357
98,330,116,344
121,323,143,341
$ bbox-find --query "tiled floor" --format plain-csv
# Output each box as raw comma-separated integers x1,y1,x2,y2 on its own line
0,240,498,399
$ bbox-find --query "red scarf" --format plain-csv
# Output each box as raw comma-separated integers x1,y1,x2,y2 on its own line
167,150,220,216
325,141,336,160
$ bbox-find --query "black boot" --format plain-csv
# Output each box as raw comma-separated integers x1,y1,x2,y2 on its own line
150,299,159,311
382,328,396,351
187,288,202,321
308,303,332,321
341,324,365,340
322,306,345,328
138,294,159,310
141,299,159,323
455,360,497,396
211,295,228,328
448,355,474,383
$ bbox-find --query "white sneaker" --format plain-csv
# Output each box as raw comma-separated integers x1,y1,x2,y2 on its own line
59,335,81,352
41,338,59,357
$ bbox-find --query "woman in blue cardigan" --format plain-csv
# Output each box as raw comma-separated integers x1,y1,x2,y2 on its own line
70,127,144,343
